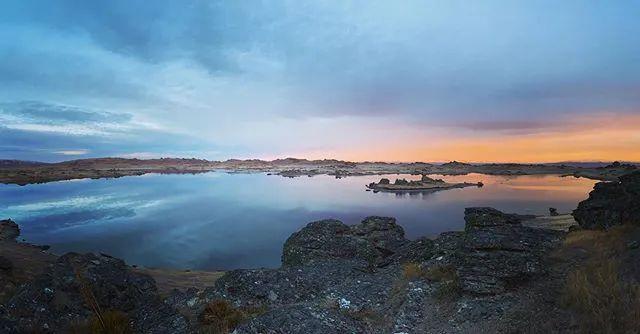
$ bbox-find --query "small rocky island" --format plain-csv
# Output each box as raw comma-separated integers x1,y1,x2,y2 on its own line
367,175,483,192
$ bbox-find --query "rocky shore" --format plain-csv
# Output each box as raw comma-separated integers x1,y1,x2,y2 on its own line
1,172,639,333
1,157,637,185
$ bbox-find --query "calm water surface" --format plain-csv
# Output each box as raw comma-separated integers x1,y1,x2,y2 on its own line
0,173,596,270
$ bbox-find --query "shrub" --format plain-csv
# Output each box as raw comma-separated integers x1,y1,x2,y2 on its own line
199,300,245,334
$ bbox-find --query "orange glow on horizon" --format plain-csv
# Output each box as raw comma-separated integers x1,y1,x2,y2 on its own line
297,113,640,163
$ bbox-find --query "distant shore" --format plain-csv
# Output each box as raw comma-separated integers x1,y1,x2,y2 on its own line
0,157,637,185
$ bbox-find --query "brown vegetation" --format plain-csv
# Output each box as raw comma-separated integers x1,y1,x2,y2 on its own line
560,226,640,333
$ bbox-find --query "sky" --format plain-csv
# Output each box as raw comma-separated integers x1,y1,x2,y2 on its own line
1,0,640,163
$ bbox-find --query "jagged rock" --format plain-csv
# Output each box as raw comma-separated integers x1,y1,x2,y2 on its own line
456,208,564,295
351,216,406,253
234,304,367,334
549,207,559,216
0,220,19,241
573,171,640,229
282,217,408,267
2,253,190,333
464,207,525,230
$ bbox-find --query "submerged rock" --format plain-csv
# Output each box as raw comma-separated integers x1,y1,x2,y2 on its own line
573,171,640,229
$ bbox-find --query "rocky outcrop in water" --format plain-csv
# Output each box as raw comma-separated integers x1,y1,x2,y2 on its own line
572,171,640,229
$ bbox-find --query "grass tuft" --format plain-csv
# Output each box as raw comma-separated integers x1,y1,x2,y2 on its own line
402,263,425,280
424,265,460,300
198,299,245,334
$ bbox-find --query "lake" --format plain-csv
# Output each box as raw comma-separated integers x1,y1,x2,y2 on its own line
0,173,596,270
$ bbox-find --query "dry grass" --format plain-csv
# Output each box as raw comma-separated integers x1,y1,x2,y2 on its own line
424,265,460,300
70,266,132,334
563,225,632,254
68,311,132,334
198,299,267,334
560,225,640,334
562,260,640,333
402,262,425,280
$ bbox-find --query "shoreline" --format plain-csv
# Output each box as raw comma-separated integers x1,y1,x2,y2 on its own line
0,157,637,185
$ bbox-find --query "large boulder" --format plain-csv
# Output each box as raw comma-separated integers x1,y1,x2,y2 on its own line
453,208,564,295
282,217,408,267
2,253,190,333
573,171,640,229
0,220,19,241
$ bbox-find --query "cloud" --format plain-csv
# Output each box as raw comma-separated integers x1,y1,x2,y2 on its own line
1,1,639,161
54,150,90,156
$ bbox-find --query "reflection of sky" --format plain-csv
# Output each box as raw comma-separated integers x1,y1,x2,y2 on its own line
0,173,597,270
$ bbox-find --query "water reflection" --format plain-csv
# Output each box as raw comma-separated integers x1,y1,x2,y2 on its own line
0,173,596,270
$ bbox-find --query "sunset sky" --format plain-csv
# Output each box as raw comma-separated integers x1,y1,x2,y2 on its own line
1,1,639,162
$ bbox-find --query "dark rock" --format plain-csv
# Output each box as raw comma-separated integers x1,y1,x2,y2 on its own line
572,171,640,229
351,216,406,252
378,178,390,185
2,252,190,333
0,256,12,273
549,207,559,216
282,217,408,267
456,207,564,295
464,207,524,230
0,219,19,241
234,304,367,334
394,178,409,186
627,240,639,250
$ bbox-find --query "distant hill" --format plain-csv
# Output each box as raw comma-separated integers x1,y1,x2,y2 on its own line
0,160,50,168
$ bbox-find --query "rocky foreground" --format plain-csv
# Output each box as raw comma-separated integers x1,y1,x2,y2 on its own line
1,172,639,333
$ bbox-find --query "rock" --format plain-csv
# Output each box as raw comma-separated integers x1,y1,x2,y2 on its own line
0,256,12,273
463,207,524,230
379,178,390,185
549,208,559,216
351,216,406,253
572,171,640,229
171,209,566,333
394,178,409,186
282,217,408,267
456,207,564,295
234,304,367,334
627,241,639,250
2,252,190,333
0,219,19,241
